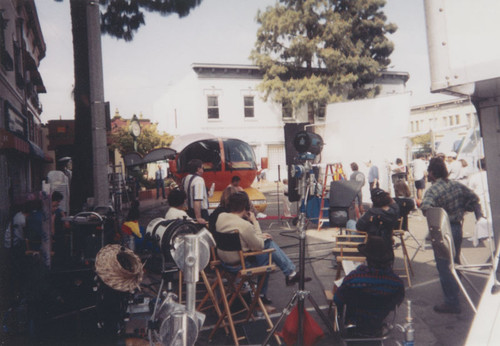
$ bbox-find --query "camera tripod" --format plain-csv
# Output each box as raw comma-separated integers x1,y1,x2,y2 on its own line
263,165,335,345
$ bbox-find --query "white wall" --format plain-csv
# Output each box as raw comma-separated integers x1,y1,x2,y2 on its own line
321,93,411,201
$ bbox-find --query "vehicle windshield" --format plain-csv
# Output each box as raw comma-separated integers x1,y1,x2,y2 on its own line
223,139,256,170
178,139,221,172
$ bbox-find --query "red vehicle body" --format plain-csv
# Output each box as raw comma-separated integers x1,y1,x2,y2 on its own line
168,134,267,211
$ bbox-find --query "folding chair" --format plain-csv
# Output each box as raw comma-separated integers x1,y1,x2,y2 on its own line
394,197,424,261
335,301,396,345
425,207,493,313
325,229,367,315
208,231,280,345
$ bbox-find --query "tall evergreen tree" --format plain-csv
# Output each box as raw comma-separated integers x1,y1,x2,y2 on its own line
251,0,396,123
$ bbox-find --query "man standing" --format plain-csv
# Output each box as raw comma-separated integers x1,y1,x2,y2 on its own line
420,157,483,314
366,160,379,190
446,152,462,181
183,159,209,225
155,164,166,199
350,162,365,215
411,153,427,204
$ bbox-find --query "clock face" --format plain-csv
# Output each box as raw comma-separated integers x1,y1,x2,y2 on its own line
131,121,141,137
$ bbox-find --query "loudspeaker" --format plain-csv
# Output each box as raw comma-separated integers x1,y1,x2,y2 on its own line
284,123,309,202
328,180,363,227
284,123,309,165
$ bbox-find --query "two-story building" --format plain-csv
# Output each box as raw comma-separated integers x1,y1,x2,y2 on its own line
0,0,48,225
409,97,477,154
154,63,409,181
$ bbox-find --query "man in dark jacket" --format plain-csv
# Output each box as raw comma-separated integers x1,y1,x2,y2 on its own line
334,235,405,336
356,188,400,251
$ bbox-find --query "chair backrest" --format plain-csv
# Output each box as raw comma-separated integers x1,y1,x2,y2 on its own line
425,207,455,259
394,197,415,231
338,301,396,341
213,230,242,252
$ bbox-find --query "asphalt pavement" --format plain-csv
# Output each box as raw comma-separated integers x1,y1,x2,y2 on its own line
132,180,491,346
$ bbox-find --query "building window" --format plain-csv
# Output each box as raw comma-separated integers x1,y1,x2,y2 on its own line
282,99,293,119
0,12,13,71
467,113,473,127
449,115,454,126
410,121,414,132
207,96,219,119
455,114,460,125
244,96,254,118
317,102,326,119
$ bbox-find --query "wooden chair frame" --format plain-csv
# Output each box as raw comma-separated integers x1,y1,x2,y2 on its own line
207,231,281,345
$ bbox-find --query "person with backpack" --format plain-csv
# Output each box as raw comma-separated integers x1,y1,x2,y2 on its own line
356,188,400,252
182,159,209,226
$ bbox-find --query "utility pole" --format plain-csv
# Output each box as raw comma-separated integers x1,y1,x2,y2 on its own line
87,0,109,207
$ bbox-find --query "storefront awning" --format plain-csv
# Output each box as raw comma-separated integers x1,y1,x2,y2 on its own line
28,140,45,161
143,148,176,163
123,152,143,167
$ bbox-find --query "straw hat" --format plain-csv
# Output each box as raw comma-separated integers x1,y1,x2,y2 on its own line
95,244,144,292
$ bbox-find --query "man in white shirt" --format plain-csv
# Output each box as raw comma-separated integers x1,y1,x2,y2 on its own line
183,159,209,226
411,153,427,203
447,152,462,181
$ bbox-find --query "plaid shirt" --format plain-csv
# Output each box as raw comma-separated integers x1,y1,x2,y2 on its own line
420,178,480,223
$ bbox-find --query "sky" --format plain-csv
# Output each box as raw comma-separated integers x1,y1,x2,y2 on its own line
35,0,454,130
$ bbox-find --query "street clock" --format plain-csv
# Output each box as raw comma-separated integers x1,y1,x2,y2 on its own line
130,115,141,138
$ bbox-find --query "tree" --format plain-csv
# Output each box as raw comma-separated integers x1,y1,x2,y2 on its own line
411,133,432,154
109,122,174,156
61,0,202,211
251,0,396,123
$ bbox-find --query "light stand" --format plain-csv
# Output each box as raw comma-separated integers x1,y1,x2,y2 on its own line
146,220,215,346
263,160,335,345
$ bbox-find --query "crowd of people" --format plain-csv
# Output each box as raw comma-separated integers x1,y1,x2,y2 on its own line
2,151,490,339
146,154,488,336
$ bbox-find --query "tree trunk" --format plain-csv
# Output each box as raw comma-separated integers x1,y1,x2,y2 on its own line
70,0,94,213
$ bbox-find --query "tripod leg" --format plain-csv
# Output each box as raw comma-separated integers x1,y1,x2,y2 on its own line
306,292,336,334
262,292,298,346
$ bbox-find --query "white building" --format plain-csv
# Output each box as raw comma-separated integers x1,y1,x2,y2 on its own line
409,97,478,154
154,63,409,181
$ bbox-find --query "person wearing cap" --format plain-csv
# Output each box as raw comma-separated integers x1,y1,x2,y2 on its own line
334,236,405,336
420,157,483,314
355,188,400,250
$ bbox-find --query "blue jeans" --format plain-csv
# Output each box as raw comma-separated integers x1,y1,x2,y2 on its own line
434,222,462,307
244,239,296,296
